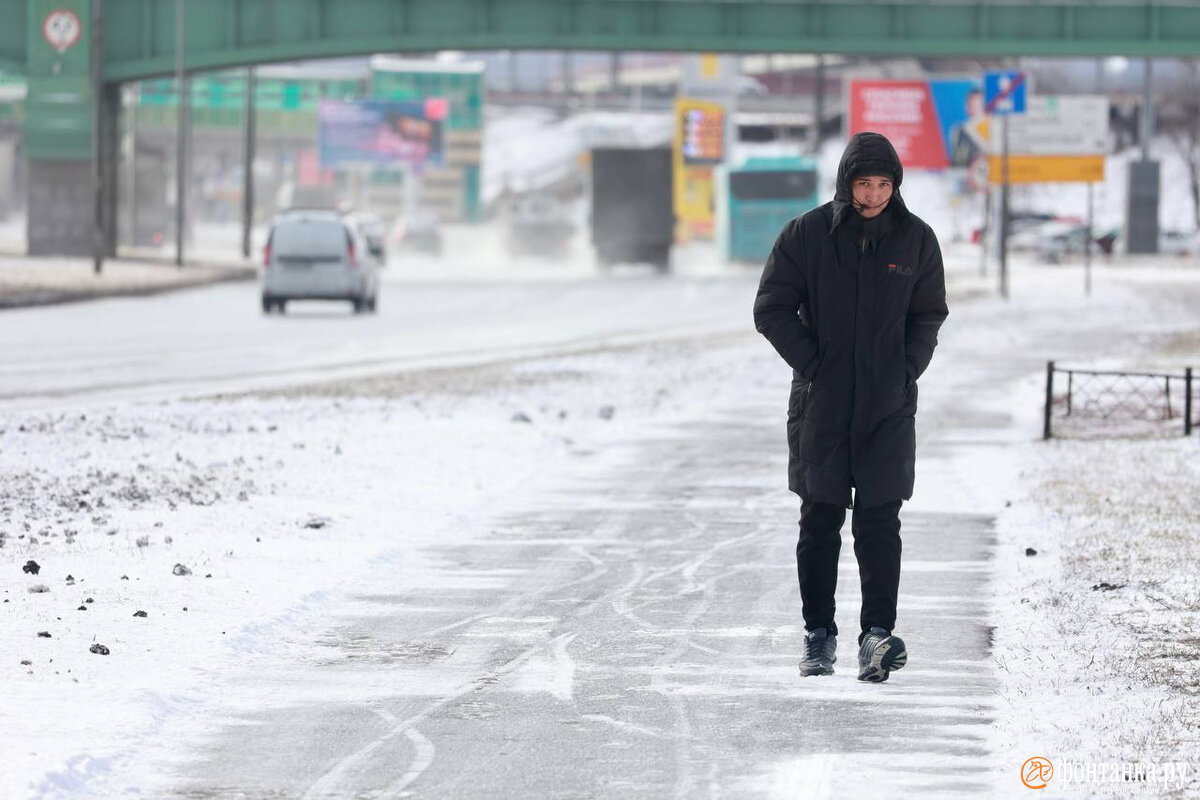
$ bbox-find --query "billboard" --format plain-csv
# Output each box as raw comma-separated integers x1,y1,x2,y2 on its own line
989,96,1107,155
847,79,986,170
318,99,446,169
987,95,1107,184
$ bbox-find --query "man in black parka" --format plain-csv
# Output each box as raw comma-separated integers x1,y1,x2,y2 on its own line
753,131,948,682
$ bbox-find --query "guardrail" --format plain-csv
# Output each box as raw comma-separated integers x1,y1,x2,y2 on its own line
1043,361,1194,439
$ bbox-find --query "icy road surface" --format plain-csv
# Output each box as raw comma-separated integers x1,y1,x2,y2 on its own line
0,269,753,411
153,423,999,799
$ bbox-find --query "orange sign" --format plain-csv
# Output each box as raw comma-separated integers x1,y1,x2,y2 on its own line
1022,756,1054,790
988,155,1105,185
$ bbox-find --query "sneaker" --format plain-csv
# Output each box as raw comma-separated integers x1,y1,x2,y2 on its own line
857,626,907,683
798,627,837,676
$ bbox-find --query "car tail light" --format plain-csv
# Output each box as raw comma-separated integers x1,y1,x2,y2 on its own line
263,242,271,268
348,240,358,269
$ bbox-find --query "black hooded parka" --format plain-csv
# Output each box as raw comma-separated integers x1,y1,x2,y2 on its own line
753,132,949,509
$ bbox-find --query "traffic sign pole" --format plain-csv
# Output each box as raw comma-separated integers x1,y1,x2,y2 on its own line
1085,182,1094,297
986,69,1025,301
980,184,990,278
1000,113,1010,299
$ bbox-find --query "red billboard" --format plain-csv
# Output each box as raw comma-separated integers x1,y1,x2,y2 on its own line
847,80,982,170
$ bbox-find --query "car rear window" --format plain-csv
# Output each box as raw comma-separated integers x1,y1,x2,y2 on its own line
272,219,349,259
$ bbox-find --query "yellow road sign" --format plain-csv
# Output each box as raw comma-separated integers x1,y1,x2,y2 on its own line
988,155,1104,184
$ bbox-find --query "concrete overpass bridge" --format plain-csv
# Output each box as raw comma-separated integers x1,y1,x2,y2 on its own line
4,0,1199,259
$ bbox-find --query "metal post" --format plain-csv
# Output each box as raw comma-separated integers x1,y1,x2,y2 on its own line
1066,371,1073,416
779,58,792,143
174,0,187,267
980,185,991,277
127,84,139,253
241,66,256,260
999,114,1010,300
812,54,825,155
1043,361,1055,440
1141,58,1153,163
561,50,573,95
1185,367,1193,436
402,163,419,223
1085,181,1093,296
632,55,642,113
91,0,104,274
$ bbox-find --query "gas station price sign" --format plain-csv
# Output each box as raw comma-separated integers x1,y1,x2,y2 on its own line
681,107,724,165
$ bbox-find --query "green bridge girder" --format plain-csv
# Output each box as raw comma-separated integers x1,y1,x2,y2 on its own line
5,1,1200,82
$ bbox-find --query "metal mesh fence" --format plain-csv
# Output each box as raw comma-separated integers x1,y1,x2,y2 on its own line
1043,363,1194,440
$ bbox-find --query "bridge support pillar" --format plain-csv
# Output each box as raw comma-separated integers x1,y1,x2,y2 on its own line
23,0,117,258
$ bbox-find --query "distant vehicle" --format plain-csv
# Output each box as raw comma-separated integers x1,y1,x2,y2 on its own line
506,194,576,258
726,157,819,263
1159,229,1199,257
591,147,674,272
344,211,389,263
1033,221,1094,263
395,211,444,257
971,212,1056,246
261,210,380,314
277,182,339,212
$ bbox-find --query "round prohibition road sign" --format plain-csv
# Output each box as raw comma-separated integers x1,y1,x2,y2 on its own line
43,9,83,53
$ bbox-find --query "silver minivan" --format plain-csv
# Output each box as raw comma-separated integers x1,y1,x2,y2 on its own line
261,210,380,314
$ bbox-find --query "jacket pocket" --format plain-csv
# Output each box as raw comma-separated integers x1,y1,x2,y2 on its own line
788,381,812,421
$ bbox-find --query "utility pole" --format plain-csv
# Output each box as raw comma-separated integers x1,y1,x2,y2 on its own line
174,0,187,267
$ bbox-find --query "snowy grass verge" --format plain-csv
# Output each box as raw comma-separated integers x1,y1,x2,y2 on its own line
991,360,1200,797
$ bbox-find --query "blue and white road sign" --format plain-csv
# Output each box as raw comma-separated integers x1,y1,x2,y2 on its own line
984,71,1027,116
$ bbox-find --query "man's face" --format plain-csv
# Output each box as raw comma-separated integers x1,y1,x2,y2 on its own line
851,176,893,219
967,91,984,118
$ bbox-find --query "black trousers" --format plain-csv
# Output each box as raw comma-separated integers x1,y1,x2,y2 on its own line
796,498,903,638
